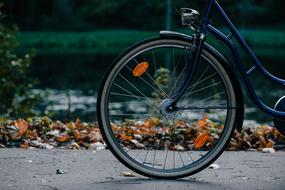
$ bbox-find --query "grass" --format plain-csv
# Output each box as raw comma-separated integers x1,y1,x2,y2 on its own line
16,29,285,57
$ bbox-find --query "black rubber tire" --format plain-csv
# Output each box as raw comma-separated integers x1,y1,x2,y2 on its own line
97,37,243,179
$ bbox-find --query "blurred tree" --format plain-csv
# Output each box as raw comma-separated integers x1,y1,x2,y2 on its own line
0,3,41,117
3,0,285,30
2,0,212,30
235,0,268,27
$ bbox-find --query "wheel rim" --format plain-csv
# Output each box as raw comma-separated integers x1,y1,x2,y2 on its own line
100,40,236,177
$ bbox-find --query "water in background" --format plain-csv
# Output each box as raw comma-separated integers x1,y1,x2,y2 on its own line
30,53,284,124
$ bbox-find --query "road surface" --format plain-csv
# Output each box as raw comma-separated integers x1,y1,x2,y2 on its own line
0,149,284,190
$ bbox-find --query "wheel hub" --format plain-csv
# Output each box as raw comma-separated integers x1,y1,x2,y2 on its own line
159,99,178,118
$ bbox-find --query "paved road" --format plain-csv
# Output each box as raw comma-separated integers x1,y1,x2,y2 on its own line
0,149,284,190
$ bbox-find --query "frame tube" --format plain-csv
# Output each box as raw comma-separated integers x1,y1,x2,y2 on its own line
202,0,285,118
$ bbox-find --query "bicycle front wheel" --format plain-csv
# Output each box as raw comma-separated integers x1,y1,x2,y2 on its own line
97,38,238,179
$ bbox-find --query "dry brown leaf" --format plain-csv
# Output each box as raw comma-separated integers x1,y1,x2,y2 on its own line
16,119,28,136
144,119,154,128
20,140,29,149
197,116,209,129
58,134,70,143
121,171,136,177
265,140,274,148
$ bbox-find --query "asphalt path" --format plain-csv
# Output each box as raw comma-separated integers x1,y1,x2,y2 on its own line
0,149,284,190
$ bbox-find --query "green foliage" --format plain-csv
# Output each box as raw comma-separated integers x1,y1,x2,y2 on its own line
152,68,170,99
0,4,41,117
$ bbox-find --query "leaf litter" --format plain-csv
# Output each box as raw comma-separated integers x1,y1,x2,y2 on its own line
0,116,284,153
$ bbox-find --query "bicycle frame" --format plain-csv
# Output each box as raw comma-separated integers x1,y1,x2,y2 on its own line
200,0,285,118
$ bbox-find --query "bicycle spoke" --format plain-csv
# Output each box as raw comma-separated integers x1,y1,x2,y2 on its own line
163,149,169,170
182,81,222,98
109,100,159,105
177,105,233,110
110,92,156,100
113,83,159,111
109,113,159,116
119,74,149,99
100,39,237,178
168,55,189,96
126,65,168,99
153,149,157,168
186,151,195,162
143,150,150,164
117,74,161,109
184,72,217,94
132,58,169,98
187,65,210,94
189,91,225,106
144,70,169,99
178,151,185,167
173,151,176,169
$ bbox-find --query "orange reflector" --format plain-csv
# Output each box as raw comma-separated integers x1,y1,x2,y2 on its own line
133,62,149,77
194,133,208,148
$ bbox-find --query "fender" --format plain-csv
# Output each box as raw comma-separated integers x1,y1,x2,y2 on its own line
160,30,244,132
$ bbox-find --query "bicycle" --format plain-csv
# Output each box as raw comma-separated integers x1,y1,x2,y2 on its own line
97,0,285,179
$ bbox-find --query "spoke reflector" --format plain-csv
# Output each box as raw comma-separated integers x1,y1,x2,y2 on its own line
133,62,149,77
194,133,209,148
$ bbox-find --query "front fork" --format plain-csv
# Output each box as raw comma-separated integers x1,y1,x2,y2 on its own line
167,32,206,112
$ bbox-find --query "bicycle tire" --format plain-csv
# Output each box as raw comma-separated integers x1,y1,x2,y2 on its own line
97,37,242,179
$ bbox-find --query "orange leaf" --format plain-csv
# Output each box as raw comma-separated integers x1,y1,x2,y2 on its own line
58,134,70,142
144,118,158,128
194,133,209,148
127,136,133,141
265,140,274,148
74,130,81,140
176,120,187,128
26,129,38,140
127,129,134,134
197,116,208,128
121,133,128,140
16,119,28,136
20,140,29,149
121,133,133,141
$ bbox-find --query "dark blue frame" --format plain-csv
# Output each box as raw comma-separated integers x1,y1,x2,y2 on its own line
201,0,285,118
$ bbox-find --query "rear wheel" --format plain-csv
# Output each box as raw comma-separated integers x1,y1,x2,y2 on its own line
97,38,239,179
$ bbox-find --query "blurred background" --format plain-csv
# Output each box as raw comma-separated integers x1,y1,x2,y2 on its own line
1,0,285,123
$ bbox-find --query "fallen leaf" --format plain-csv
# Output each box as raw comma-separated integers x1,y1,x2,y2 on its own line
208,164,220,170
16,120,28,136
58,134,70,143
67,142,80,149
90,142,107,150
262,148,275,154
197,116,209,128
20,140,29,149
121,171,136,177
265,140,274,148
